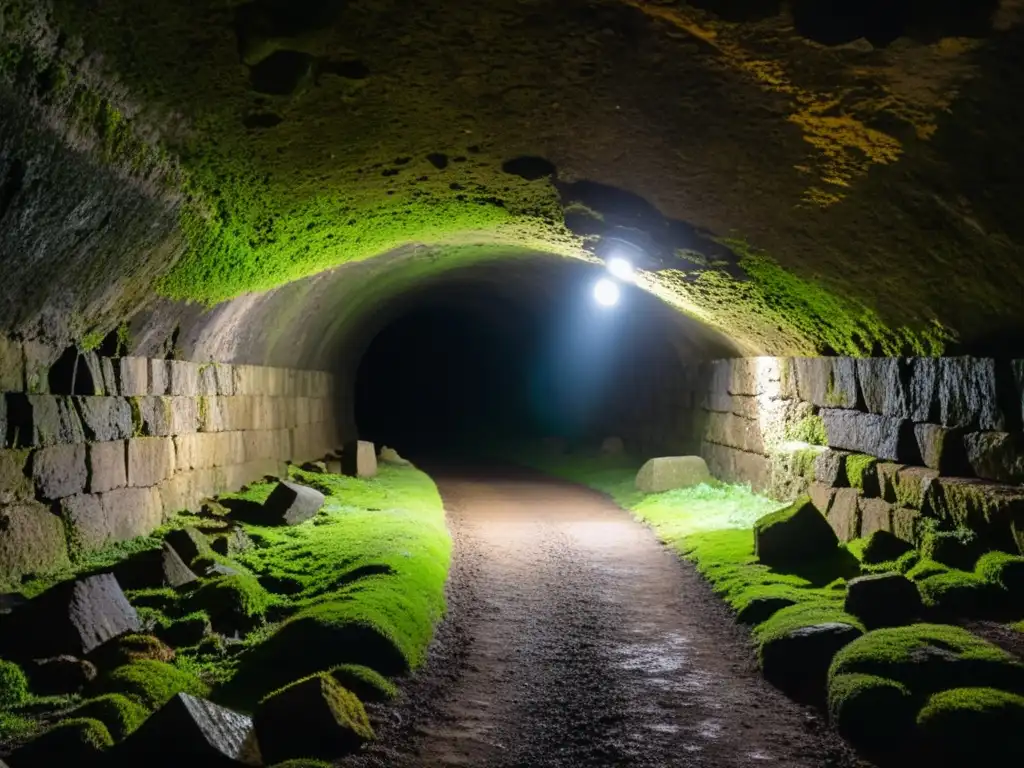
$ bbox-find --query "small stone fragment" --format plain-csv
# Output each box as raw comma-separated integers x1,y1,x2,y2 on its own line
262,481,325,526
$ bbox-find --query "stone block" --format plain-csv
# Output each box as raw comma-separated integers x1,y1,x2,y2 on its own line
148,359,170,395
964,432,1024,485
342,440,378,478
98,486,164,541
906,357,938,422
197,364,218,396
820,409,916,462
32,443,87,500
704,411,765,455
926,477,1024,552
0,503,69,584
892,506,922,544
75,396,133,442
827,488,861,542
23,340,57,394
813,449,850,487
729,356,783,397
0,449,33,504
159,474,200,517
77,352,106,396
262,481,325,525
845,573,922,629
88,440,127,493
0,394,6,449
226,397,254,431
702,441,772,492
808,482,835,515
99,357,119,396
858,498,893,537
169,361,200,396
855,358,908,417
118,357,149,396
174,433,199,472
135,396,173,436
0,336,24,392
127,437,175,487
914,423,965,473
198,396,225,432
168,397,199,435
8,394,85,447
875,462,902,503
793,357,858,409
937,357,1004,431
892,466,938,510
232,365,257,396
214,364,234,396
59,493,107,553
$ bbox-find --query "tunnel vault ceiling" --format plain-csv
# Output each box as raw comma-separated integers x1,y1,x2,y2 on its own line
0,0,1023,359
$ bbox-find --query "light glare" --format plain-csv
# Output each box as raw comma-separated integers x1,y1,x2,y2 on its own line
593,278,621,307
606,256,635,282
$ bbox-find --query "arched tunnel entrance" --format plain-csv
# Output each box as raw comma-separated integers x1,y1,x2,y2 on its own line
350,256,733,459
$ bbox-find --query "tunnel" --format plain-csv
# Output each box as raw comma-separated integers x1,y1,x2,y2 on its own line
2,1,1024,766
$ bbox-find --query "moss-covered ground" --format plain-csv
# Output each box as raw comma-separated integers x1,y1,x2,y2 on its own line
0,463,450,757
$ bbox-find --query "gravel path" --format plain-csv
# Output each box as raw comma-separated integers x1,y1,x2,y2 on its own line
346,463,866,767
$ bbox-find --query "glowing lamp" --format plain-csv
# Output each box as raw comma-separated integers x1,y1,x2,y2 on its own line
593,278,621,307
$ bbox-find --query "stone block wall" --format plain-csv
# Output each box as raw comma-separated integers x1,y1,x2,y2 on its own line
0,342,341,585
686,356,1024,555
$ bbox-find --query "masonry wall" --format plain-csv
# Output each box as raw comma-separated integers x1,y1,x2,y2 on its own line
686,356,1024,556
0,339,342,586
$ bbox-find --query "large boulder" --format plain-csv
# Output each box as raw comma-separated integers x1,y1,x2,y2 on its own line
261,481,325,526
341,440,377,478
0,502,71,585
754,496,839,565
111,692,261,765
254,673,374,764
916,687,1024,765
844,573,922,629
759,613,863,703
635,456,710,493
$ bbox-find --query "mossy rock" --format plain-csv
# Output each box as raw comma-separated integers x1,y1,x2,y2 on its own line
328,664,398,703
917,571,1003,618
975,551,1024,597
844,573,922,629
860,530,914,565
67,693,149,740
155,611,211,648
844,454,879,495
12,717,113,765
734,593,799,625
0,658,28,709
91,634,175,670
753,495,838,566
907,559,950,582
828,673,916,754
102,660,210,711
828,624,1024,699
916,687,1024,764
183,572,272,634
921,527,983,571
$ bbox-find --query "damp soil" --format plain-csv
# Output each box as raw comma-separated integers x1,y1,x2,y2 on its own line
345,462,869,767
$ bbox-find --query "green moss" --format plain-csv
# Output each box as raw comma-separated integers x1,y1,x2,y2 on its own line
843,454,878,492
783,414,828,445
916,687,1024,763
0,659,28,709
79,330,104,352
0,710,39,742
975,551,1024,597
827,673,915,752
859,531,915,566
66,694,149,740
328,664,399,703
262,672,374,741
268,761,333,768
754,602,864,650
907,558,950,582
917,570,1001,617
920,526,981,570
183,572,274,628
95,634,176,668
102,660,210,711
33,717,113,753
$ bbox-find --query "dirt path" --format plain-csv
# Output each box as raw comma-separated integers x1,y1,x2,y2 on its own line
348,464,865,767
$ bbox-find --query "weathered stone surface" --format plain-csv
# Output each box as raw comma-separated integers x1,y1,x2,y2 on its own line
23,341,57,394
27,655,97,695
845,573,922,629
875,462,902,503
892,466,939,510
98,487,164,542
8,394,85,447
262,481,325,526
937,357,1005,431
728,356,783,397
927,477,1024,553
119,357,150,396
168,397,199,434
913,423,963,473
254,673,373,764
637,455,711,493
820,409,916,462
213,364,235,396
76,396,133,442
0,449,33,504
815,450,847,487
856,358,908,417
112,692,260,764
964,432,1024,484
88,440,127,494
198,364,219,396
211,527,254,557
149,358,171,396
128,437,175,487
754,496,838,565
136,396,172,436
0,336,25,392
342,439,377,478
858,498,893,537
828,488,862,542
158,473,199,517
906,357,938,422
808,482,835,515
100,356,119,397
165,527,211,565
10,573,140,658
760,621,862,702
32,442,87,500
0,503,69,584
702,441,771,492
159,543,199,588
77,352,106,396
169,361,200,396
60,493,107,553
793,357,858,409
705,411,765,454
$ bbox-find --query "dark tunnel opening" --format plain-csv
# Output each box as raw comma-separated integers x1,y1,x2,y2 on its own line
352,259,731,461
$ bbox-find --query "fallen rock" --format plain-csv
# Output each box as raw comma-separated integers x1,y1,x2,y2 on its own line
9,717,112,766
91,634,175,670
635,456,710,493
342,439,377,478
916,687,1024,765
1,573,140,659
262,481,325,525
754,496,838,565
600,436,625,456
158,542,200,588
379,446,410,465
845,573,922,629
200,500,231,518
761,622,863,702
300,460,327,474
110,692,261,765
254,673,374,764
27,655,98,695
156,613,212,647
110,543,198,591
211,528,255,557
164,527,212,566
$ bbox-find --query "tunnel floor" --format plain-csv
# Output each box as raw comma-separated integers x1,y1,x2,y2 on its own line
347,463,864,768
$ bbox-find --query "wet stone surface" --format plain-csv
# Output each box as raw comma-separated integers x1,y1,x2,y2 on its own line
346,464,865,768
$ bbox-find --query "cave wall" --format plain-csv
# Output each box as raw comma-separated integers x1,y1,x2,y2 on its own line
687,356,1024,555
0,336,341,587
